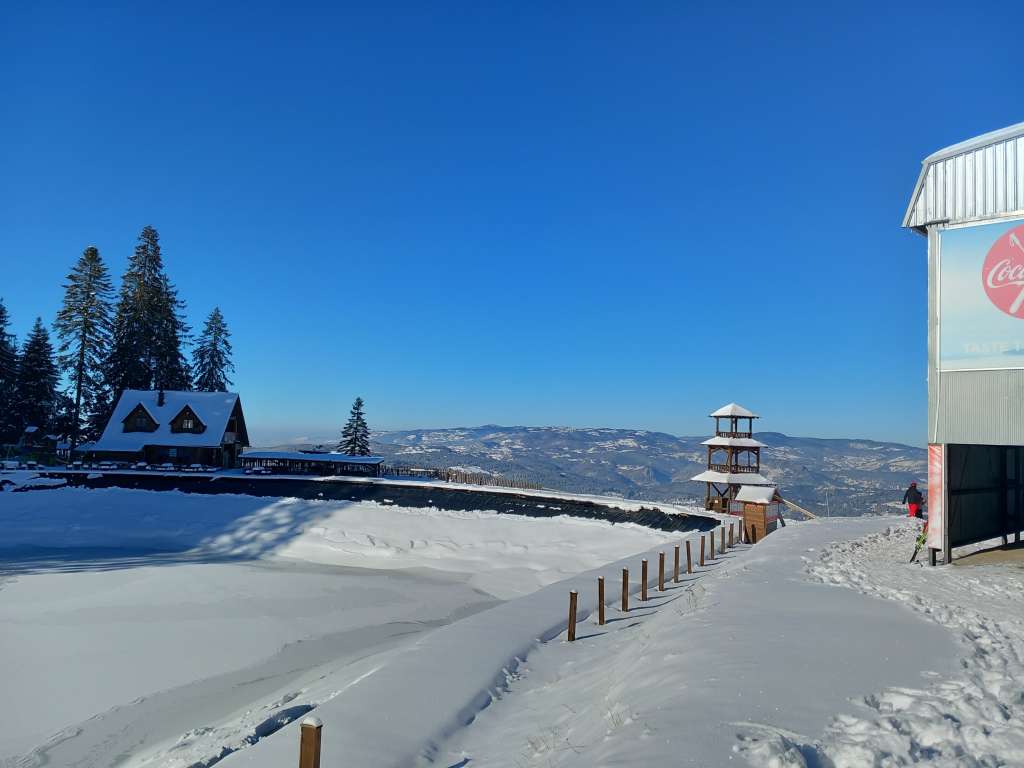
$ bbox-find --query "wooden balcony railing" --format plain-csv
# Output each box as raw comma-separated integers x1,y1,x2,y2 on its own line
709,463,760,473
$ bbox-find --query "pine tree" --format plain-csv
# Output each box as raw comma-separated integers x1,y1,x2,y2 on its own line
53,246,114,448
0,299,18,443
14,318,58,432
338,397,371,455
153,274,191,390
192,307,235,391
104,226,190,399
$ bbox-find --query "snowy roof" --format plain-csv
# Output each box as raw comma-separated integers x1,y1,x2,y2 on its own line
735,485,779,504
91,390,243,452
710,403,758,418
690,469,771,485
701,436,766,448
242,451,384,465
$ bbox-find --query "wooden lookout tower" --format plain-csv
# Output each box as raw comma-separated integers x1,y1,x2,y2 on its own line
691,403,771,512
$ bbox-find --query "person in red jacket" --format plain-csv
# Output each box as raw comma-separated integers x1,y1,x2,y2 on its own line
903,482,924,518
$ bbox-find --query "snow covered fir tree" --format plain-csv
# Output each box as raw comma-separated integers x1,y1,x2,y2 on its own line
14,318,58,433
0,299,18,444
53,246,114,447
104,226,191,399
191,307,234,392
338,397,371,455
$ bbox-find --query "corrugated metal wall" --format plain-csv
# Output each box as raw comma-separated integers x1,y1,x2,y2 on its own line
933,369,1024,445
907,134,1024,228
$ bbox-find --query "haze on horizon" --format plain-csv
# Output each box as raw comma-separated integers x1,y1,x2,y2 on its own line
3,2,1018,446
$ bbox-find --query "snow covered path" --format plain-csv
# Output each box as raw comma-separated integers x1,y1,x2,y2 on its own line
439,518,959,767
738,522,1024,766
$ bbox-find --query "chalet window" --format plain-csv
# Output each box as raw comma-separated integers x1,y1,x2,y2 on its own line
170,406,206,434
123,404,158,433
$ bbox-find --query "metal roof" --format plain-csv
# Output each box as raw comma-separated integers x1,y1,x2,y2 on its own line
903,121,1024,233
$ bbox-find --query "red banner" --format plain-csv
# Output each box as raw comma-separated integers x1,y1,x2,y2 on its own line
927,444,945,552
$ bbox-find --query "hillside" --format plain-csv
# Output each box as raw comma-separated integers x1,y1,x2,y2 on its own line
266,426,926,516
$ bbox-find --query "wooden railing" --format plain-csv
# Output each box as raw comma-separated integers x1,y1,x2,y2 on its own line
379,464,543,491
708,463,760,473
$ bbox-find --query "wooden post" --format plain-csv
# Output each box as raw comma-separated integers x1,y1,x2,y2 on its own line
658,552,665,591
707,533,714,560
729,523,734,547
641,559,648,601
699,536,705,566
568,591,578,641
752,524,758,543
686,540,693,573
621,568,629,612
721,526,726,554
299,716,323,768
597,577,605,625
673,545,680,583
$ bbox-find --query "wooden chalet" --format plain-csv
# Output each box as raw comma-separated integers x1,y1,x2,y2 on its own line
88,389,250,468
690,402,772,512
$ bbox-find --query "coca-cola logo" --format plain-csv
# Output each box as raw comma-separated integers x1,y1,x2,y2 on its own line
982,224,1024,318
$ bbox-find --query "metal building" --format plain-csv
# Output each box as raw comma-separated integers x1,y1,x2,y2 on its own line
904,121,1024,564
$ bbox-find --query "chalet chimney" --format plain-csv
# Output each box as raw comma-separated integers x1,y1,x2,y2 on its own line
158,388,165,407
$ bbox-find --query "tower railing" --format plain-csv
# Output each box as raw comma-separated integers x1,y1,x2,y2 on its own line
708,463,760,473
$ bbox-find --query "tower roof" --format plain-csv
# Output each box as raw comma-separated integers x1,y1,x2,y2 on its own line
710,403,758,418
690,469,771,485
701,436,766,448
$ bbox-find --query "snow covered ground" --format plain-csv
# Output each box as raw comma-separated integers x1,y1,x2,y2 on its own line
756,523,1024,766
0,486,680,767
436,518,960,768
6,483,1018,768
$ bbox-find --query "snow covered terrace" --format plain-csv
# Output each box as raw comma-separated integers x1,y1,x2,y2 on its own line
239,450,385,476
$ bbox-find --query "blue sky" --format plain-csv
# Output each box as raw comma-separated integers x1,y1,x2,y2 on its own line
0,2,1017,446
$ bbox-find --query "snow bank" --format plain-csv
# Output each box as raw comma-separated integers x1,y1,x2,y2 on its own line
274,503,679,597
0,488,677,597
0,487,685,766
0,470,66,491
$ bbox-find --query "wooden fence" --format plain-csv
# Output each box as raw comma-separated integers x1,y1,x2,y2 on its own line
380,464,543,491
296,517,751,767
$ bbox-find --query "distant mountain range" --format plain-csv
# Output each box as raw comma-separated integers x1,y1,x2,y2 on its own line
261,425,926,516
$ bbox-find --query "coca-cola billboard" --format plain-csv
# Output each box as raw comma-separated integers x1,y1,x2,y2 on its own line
940,216,1024,371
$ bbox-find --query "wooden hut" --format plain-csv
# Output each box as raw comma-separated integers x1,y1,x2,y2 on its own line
733,484,782,542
